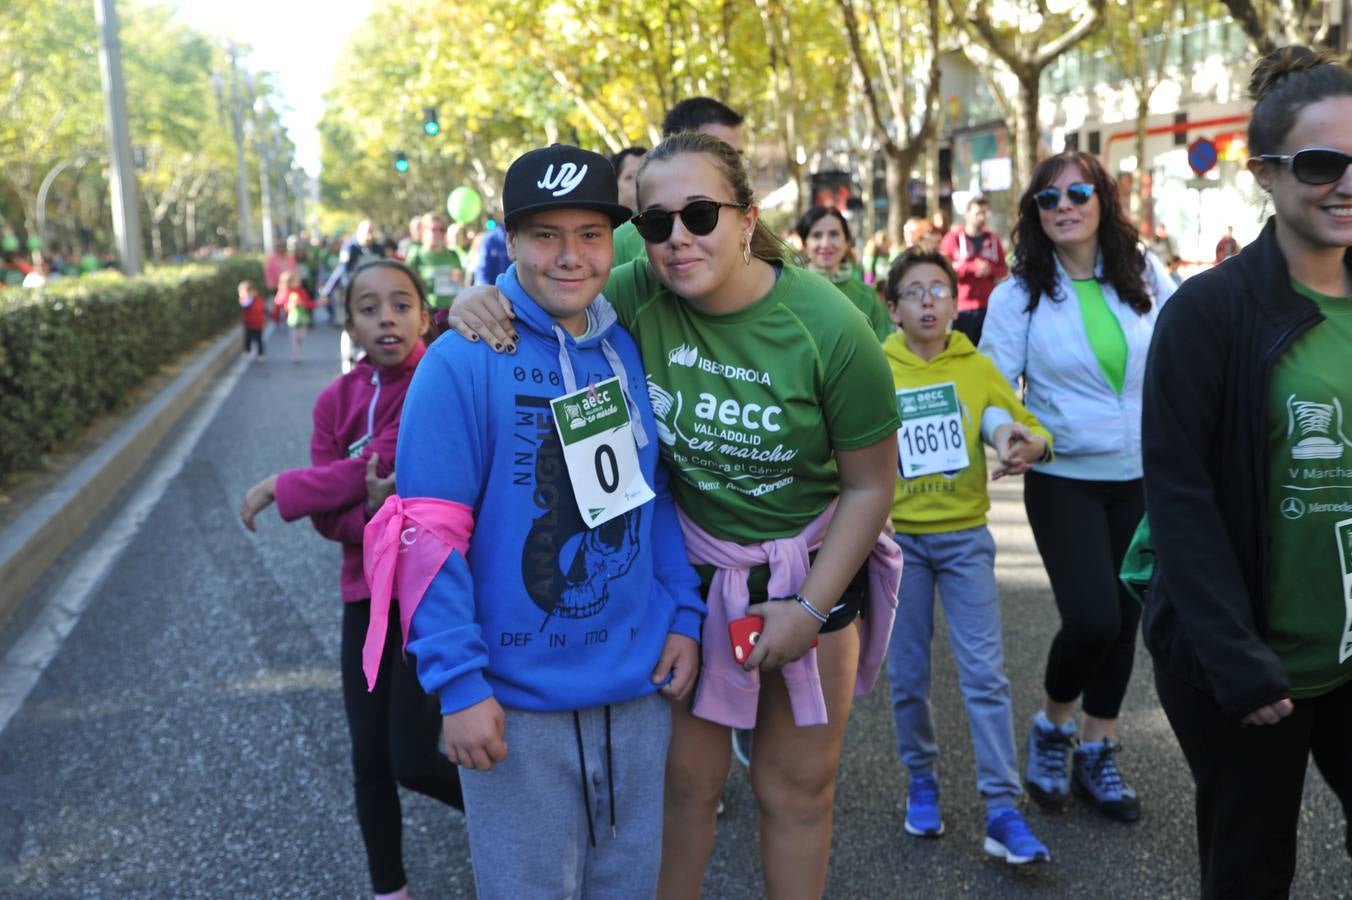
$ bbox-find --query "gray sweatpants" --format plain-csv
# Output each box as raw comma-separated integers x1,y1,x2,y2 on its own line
459,691,671,900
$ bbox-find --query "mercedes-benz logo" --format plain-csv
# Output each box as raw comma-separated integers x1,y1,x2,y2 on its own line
1280,496,1305,520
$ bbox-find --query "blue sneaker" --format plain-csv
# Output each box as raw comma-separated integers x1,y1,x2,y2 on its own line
1072,739,1140,822
984,807,1050,865
731,728,752,768
904,773,944,837
1025,712,1075,811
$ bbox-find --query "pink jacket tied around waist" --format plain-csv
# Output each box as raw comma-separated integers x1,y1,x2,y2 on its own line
676,500,902,729
361,495,475,691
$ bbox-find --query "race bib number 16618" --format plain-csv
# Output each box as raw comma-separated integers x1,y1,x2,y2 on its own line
896,382,969,478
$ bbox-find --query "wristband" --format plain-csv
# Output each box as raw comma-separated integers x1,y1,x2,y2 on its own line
795,593,829,626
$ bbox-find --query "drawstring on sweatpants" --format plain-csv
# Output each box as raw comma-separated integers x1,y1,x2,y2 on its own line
604,705,616,838
572,706,617,848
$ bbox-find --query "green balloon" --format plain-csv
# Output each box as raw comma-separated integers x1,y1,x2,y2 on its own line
447,186,482,224
1,234,17,252
27,235,42,251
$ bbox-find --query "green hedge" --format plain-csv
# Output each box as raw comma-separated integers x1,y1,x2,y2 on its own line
0,256,263,479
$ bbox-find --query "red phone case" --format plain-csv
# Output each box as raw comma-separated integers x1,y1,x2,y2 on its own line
729,615,764,665
728,614,819,665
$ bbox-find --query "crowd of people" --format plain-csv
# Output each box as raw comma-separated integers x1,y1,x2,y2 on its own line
232,49,1348,900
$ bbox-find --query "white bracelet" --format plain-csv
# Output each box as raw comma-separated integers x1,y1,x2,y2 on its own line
795,594,829,626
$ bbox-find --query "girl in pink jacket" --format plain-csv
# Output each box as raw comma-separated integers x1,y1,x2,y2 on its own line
240,260,460,900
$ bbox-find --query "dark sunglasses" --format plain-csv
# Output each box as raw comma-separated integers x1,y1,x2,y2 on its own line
1259,148,1352,185
632,200,747,243
1033,183,1095,211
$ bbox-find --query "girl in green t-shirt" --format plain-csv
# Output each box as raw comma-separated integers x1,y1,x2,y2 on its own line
1143,46,1352,896
451,132,901,899
795,205,893,340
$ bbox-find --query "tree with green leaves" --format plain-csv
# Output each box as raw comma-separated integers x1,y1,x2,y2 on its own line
835,0,943,241
950,0,1106,201
1104,0,1184,222
1221,0,1334,56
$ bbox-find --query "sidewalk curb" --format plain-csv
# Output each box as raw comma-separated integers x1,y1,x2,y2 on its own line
0,329,240,626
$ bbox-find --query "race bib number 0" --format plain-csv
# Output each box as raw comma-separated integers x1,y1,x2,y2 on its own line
551,377,655,527
896,383,969,478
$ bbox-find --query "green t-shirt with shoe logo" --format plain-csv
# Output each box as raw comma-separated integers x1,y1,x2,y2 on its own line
604,261,900,542
1266,279,1352,697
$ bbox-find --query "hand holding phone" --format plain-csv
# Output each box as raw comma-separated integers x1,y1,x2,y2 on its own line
729,614,818,666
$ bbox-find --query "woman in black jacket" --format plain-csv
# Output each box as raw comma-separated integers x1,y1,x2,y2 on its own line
1142,45,1352,898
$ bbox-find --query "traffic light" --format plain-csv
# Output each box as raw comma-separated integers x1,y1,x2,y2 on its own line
422,107,440,137
394,151,409,173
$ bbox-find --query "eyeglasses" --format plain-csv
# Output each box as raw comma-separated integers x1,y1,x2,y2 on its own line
1259,148,1352,185
632,200,747,243
1033,183,1095,211
897,283,954,304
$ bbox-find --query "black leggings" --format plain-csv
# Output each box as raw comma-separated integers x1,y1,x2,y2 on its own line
1156,666,1352,898
1023,471,1144,719
242,326,263,355
341,600,462,894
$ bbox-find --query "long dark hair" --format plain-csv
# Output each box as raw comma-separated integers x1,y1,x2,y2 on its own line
1010,151,1152,314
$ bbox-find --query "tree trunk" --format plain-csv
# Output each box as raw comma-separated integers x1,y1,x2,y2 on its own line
924,137,942,226
856,151,875,238
1010,74,1041,219
884,150,911,242
1132,98,1149,225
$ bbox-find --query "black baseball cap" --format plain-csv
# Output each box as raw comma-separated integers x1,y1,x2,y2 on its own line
502,144,633,231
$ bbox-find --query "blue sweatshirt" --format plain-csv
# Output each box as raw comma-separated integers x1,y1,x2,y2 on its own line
397,266,705,715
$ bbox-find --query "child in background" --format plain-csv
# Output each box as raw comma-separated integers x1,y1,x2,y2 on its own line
238,280,266,362
239,260,461,900
277,270,315,362
881,247,1053,865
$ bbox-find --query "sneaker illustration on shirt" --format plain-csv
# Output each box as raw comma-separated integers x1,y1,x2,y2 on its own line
1286,394,1351,460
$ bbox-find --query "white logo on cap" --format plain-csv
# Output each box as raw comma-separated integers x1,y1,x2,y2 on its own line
537,163,587,197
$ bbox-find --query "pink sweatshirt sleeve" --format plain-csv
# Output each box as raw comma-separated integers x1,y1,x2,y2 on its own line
274,386,394,522
311,503,368,545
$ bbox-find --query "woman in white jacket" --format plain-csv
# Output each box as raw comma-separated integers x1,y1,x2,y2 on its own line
980,151,1174,823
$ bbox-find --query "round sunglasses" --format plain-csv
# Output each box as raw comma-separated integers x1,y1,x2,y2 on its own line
632,200,747,243
1259,148,1352,185
1033,183,1095,211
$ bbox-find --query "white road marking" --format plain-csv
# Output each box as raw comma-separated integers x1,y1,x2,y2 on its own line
0,353,250,736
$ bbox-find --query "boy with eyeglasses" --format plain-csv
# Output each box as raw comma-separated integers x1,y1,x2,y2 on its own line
879,246,1054,865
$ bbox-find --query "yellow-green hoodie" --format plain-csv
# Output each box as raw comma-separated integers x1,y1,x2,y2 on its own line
883,330,1051,533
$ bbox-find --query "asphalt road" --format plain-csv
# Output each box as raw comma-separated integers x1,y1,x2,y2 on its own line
0,326,1347,899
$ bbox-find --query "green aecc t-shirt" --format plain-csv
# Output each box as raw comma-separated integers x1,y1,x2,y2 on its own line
405,244,464,309
1265,279,1352,698
604,261,900,542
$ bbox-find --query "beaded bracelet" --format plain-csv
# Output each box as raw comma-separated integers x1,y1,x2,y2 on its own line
795,593,829,626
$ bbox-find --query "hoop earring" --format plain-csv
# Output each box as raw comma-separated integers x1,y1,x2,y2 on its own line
742,235,752,266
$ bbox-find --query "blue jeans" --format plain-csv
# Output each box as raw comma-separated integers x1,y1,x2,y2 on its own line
886,526,1022,811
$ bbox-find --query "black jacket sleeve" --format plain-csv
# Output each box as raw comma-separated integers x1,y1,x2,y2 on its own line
1142,286,1290,719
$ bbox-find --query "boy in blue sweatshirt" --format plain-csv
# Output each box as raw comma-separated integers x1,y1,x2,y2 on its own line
396,144,704,900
